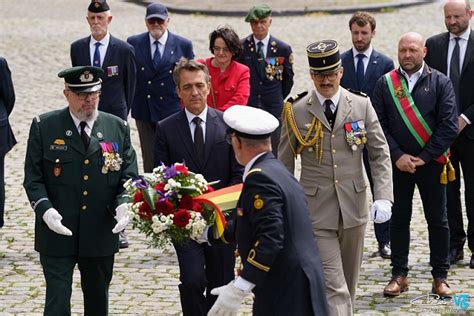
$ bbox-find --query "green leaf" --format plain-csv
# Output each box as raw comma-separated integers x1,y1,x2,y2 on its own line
143,186,157,210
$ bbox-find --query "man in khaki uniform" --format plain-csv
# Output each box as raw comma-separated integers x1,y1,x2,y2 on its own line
279,40,393,316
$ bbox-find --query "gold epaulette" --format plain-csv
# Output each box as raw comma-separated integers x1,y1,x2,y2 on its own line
282,92,324,163
247,168,262,177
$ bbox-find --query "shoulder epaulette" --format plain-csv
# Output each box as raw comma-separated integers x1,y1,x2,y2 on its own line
347,89,367,97
34,115,41,123
285,91,308,105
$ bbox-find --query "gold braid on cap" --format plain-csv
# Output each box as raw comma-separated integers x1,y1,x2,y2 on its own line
282,93,324,163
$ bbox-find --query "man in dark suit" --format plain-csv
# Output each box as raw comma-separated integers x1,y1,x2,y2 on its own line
373,32,458,298
0,56,16,228
70,0,136,122
340,11,395,259
23,66,138,315
154,59,242,315
425,0,474,269
237,4,294,156
208,105,328,316
71,0,137,247
127,3,194,173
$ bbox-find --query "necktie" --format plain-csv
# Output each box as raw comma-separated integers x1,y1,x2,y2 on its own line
356,53,365,90
256,41,266,79
256,41,265,59
193,117,204,163
324,99,335,128
450,37,461,108
153,41,162,70
80,121,90,150
93,42,101,67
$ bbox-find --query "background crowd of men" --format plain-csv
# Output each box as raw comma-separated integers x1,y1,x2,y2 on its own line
0,0,472,314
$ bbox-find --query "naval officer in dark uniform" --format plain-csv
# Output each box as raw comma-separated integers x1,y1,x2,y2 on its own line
23,66,138,315
208,106,328,316
237,4,294,156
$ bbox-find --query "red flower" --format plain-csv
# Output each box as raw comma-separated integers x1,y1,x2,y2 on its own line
173,209,191,228
138,202,153,220
192,201,203,213
205,185,215,193
154,182,166,193
175,164,189,176
179,195,193,209
133,191,144,203
155,199,174,216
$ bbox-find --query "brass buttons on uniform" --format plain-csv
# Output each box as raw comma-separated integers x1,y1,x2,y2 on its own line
335,180,339,184
331,134,335,138
332,149,336,154
83,175,89,181
83,191,88,196
147,95,151,99
82,205,87,210
148,81,152,84
333,164,338,168
84,159,90,165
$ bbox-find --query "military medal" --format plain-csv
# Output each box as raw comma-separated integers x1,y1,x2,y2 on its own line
345,120,367,151
53,159,61,177
100,142,123,174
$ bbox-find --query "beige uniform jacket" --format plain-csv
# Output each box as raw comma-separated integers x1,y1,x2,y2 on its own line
279,88,393,230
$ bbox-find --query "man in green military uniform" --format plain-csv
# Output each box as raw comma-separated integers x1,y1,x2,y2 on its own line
23,66,138,315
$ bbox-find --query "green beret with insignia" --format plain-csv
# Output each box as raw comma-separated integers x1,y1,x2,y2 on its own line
88,0,110,13
58,66,103,93
306,40,341,74
245,4,272,22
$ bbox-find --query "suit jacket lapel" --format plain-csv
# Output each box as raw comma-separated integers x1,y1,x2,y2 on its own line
344,53,358,89
102,34,115,71
140,33,155,71
176,111,200,167
364,51,379,90
62,109,85,155
333,90,352,131
162,32,176,66
306,91,331,130
462,30,474,74
201,108,217,168
440,33,450,74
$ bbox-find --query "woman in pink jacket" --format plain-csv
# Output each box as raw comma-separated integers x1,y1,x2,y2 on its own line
198,26,250,111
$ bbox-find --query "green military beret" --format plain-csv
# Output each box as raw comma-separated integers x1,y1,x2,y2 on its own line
245,4,272,22
58,66,103,93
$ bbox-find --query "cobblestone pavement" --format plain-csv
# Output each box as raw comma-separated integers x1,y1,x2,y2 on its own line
0,0,472,315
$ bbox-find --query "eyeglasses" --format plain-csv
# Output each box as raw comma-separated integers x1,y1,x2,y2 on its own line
225,132,239,145
312,72,339,82
70,90,101,100
147,18,166,25
213,46,231,53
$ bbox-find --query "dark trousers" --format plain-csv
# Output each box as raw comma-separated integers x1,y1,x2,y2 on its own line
40,254,114,316
136,120,157,173
446,134,474,252
363,148,390,245
0,154,4,228
390,162,450,279
174,240,235,316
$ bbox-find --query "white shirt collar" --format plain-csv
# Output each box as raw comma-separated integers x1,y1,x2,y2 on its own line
185,106,208,125
91,32,110,47
69,110,96,134
243,152,267,182
400,61,425,79
450,28,471,41
314,87,341,110
352,45,373,59
150,29,168,46
253,33,270,47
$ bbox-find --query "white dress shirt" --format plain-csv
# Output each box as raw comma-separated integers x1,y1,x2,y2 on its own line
89,32,110,67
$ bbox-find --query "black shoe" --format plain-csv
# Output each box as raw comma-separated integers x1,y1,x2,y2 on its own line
470,254,474,269
378,243,391,259
448,248,464,264
119,231,129,249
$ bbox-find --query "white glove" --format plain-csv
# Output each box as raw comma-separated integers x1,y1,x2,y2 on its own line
112,203,130,234
192,225,210,244
42,208,73,236
208,281,250,316
370,199,392,223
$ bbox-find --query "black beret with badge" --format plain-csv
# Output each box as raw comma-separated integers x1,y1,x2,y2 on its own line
223,105,278,139
245,4,272,22
58,66,103,93
88,0,110,13
306,40,341,74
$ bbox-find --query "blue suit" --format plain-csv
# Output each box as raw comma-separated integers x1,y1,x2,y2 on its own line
341,48,394,247
70,34,137,120
0,57,16,228
154,107,242,315
127,31,194,172
127,31,194,122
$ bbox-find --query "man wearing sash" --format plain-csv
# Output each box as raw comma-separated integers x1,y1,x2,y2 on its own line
372,32,458,298
425,0,474,269
279,40,393,315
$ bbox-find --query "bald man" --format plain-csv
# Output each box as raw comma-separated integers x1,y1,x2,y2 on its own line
372,32,458,298
425,0,474,269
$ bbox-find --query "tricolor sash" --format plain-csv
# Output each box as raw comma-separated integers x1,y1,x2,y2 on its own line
385,69,455,184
